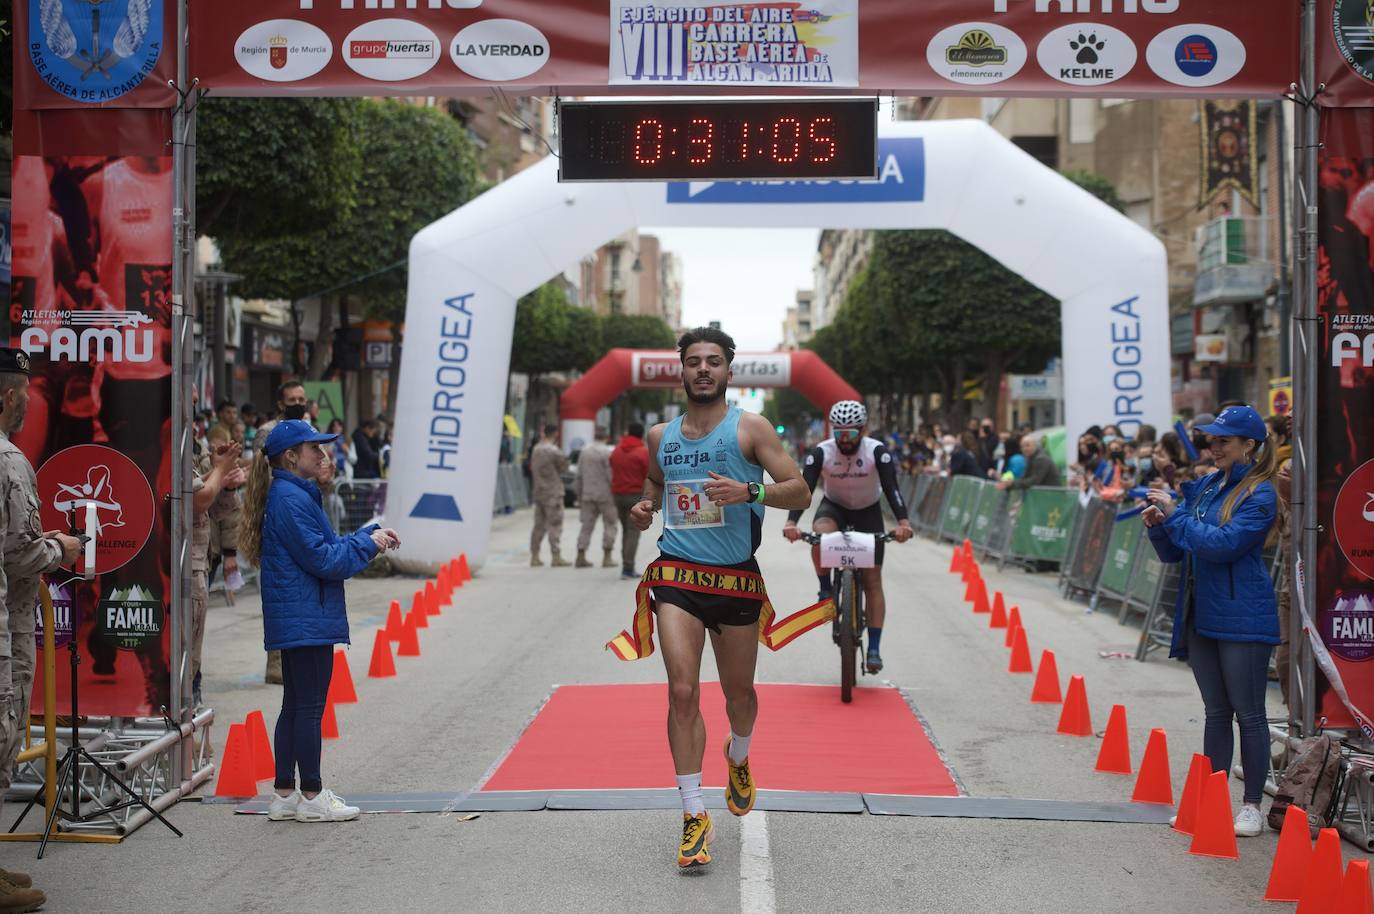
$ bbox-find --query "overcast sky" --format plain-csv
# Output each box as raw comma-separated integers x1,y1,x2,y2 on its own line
642,226,819,352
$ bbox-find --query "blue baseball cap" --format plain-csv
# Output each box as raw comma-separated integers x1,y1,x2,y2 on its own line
263,419,338,458
1194,405,1267,443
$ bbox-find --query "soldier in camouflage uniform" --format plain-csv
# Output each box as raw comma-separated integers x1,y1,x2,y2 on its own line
192,428,246,709
0,348,81,910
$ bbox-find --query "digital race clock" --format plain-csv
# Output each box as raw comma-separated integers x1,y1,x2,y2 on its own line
557,99,878,182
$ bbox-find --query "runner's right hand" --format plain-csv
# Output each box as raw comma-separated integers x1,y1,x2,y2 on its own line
629,498,656,532
782,522,801,543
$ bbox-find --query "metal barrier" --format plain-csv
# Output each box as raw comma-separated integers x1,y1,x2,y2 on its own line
1060,497,1116,602
325,479,387,533
915,475,949,536
1003,486,1081,571
491,464,529,515
1088,509,1144,616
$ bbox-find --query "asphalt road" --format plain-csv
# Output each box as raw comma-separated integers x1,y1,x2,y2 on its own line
8,504,1364,914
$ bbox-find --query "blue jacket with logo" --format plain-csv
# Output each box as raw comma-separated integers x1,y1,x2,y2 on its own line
1146,464,1279,658
260,469,378,651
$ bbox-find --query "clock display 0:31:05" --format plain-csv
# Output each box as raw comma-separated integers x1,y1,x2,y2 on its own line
557,101,878,181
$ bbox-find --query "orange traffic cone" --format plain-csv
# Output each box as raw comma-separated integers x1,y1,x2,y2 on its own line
383,600,404,640
949,546,964,574
1131,729,1173,804
1056,674,1092,736
1338,860,1374,914
1094,704,1131,774
438,566,452,604
1004,607,1023,648
449,557,460,585
1188,771,1238,860
368,629,397,678
424,580,441,617
1297,828,1345,914
989,593,1008,628
1173,753,1210,835
410,592,430,629
1031,650,1062,703
961,539,973,565
1265,804,1315,902
396,614,421,657
214,723,259,797
244,709,275,782
964,575,982,604
972,581,991,614
328,649,358,704
1008,625,1033,673
457,553,472,583
321,699,340,739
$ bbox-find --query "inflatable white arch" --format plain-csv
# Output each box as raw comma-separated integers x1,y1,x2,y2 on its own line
386,119,1169,571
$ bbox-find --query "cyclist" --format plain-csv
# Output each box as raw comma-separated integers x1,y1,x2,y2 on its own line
782,400,913,674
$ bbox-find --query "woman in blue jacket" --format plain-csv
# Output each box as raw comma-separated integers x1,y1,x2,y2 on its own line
1142,405,1280,838
239,420,400,824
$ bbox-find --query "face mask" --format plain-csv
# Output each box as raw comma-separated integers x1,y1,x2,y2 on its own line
1135,458,1151,471
942,444,954,454
1102,435,1119,445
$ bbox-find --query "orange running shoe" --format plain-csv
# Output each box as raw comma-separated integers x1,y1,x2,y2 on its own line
677,812,715,868
723,737,756,816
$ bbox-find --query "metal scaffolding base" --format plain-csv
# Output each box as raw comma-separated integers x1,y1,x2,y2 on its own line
2,711,215,847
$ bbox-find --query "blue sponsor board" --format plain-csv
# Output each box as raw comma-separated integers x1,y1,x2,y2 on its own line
666,137,924,205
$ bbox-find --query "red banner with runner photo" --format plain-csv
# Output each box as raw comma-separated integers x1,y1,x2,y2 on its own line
11,152,174,718
1314,107,1374,729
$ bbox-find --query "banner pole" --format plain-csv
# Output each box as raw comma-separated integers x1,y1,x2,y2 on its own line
1291,0,1320,739
170,0,196,783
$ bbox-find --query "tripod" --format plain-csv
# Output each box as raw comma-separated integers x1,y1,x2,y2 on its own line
10,505,182,858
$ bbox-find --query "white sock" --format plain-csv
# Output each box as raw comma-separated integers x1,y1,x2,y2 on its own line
729,731,752,765
676,772,705,815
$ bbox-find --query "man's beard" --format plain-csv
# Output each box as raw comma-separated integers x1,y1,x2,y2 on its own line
837,439,860,455
684,378,725,405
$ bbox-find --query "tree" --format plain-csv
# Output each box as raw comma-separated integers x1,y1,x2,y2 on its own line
196,97,365,244
1061,169,1127,213
600,313,676,351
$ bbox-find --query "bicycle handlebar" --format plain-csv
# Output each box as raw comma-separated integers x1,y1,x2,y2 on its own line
796,531,898,546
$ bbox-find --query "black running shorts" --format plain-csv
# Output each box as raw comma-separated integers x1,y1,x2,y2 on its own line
650,553,763,634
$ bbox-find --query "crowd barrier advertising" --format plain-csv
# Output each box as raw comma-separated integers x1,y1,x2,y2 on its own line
1315,108,1374,729
14,2,176,717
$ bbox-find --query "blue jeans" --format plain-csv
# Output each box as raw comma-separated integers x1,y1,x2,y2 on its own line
274,645,334,794
1187,625,1273,804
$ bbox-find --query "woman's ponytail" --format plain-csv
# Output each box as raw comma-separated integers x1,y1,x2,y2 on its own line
238,449,273,567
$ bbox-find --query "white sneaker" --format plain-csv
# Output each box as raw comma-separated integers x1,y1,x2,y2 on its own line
267,790,301,821
1168,814,1177,827
1234,804,1264,837
295,788,360,823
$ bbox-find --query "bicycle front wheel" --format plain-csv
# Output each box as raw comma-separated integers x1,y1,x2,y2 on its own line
836,571,857,703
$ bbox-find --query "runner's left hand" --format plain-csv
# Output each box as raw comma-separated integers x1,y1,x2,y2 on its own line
704,471,748,506
892,521,914,543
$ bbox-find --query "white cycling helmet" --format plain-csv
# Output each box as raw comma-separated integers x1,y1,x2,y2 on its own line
828,400,867,429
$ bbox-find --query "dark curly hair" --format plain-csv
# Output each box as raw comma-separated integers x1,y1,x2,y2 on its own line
677,326,736,364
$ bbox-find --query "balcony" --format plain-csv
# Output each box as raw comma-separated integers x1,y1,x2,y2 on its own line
1192,216,1277,308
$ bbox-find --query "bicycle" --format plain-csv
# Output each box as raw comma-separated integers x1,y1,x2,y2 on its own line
797,529,897,704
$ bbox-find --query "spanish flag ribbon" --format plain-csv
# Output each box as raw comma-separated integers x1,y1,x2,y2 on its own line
606,559,837,661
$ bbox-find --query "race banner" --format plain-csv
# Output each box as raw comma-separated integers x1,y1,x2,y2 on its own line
186,0,1298,98
14,0,176,109
1200,100,1258,207
1320,0,1374,107
1314,107,1374,729
609,0,859,88
1009,488,1078,564
12,153,174,718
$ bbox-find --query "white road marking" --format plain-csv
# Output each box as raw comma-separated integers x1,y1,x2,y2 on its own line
739,811,776,914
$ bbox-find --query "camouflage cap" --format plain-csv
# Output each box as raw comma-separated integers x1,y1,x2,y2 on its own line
0,348,32,376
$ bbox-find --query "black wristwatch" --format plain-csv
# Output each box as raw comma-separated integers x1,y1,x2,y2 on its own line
747,482,762,504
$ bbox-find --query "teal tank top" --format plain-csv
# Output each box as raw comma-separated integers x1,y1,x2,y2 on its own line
657,407,764,566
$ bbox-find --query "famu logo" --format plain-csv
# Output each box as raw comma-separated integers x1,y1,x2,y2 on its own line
1326,593,1374,662
1333,0,1374,84
99,585,163,650
947,29,1007,66
20,310,156,364
28,0,164,102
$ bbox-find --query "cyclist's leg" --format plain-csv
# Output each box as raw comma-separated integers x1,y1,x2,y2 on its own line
863,563,885,629
658,600,708,774
709,618,760,744
811,512,839,595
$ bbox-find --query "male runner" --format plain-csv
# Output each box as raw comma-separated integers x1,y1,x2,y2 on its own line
628,326,810,869
782,400,913,674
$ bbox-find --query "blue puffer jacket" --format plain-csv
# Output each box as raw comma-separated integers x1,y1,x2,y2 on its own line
261,469,378,651
1146,463,1278,659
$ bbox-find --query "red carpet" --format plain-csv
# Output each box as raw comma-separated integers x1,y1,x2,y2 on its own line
481,683,959,796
